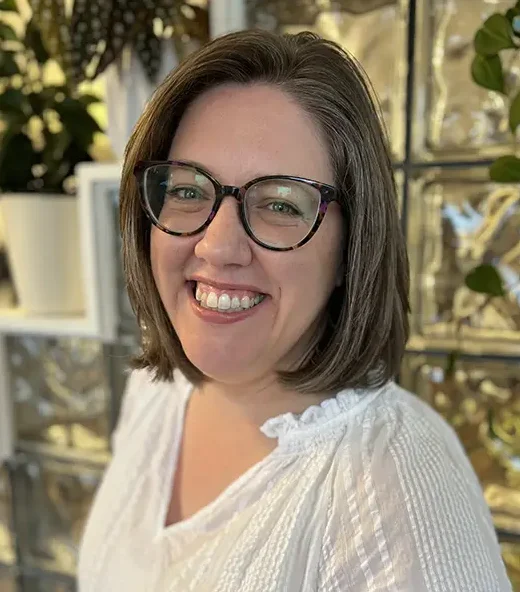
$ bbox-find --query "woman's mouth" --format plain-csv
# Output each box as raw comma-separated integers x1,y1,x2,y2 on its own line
189,281,266,314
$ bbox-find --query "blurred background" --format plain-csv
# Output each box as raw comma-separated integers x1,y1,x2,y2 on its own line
0,0,519,590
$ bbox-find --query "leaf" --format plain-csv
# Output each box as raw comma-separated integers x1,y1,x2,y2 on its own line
53,97,102,151
471,54,505,94
31,0,74,85
41,129,73,190
134,25,162,83
25,19,50,64
0,132,39,192
465,264,506,297
489,155,520,181
474,14,515,55
0,22,18,41
0,51,19,77
0,87,24,112
70,0,113,82
0,0,16,10
27,92,48,116
77,93,101,106
509,91,520,133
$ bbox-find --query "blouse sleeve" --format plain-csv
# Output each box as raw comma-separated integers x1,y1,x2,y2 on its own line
111,368,153,452
318,392,513,592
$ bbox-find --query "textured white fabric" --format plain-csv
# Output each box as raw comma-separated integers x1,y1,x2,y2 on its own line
78,368,512,592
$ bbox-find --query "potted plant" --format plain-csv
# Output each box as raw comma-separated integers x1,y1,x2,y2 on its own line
0,0,104,315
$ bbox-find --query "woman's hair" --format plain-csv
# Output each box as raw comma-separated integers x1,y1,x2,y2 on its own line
120,29,410,393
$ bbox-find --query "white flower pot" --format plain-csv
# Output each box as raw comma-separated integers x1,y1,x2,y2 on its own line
0,193,85,315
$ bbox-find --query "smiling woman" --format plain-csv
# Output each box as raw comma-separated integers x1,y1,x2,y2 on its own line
77,30,513,592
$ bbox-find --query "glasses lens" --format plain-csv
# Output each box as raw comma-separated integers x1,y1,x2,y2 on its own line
244,179,321,248
143,164,216,233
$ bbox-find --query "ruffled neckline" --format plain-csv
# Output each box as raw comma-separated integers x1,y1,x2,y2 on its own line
259,383,390,444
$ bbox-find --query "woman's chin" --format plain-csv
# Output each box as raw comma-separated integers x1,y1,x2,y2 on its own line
183,347,262,385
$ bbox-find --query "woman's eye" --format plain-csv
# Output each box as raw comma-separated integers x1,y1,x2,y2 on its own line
266,201,301,216
164,185,205,200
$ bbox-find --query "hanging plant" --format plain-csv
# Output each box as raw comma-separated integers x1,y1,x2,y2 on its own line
30,0,76,86
68,0,209,84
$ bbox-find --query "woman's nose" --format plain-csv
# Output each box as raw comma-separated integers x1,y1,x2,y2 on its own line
193,196,252,267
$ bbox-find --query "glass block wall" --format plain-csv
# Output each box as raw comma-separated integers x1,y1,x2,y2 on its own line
1,0,519,589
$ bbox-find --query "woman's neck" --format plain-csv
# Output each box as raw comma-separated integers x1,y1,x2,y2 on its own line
194,375,330,430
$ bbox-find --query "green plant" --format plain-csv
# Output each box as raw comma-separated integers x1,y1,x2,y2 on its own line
471,1,520,181
29,0,209,86
0,0,103,194
442,6,518,375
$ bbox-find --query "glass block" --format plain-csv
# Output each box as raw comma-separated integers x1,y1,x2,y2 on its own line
407,168,520,356
0,465,15,566
501,542,520,591
11,454,103,577
0,565,17,592
415,0,517,159
248,0,408,161
6,337,110,456
400,354,520,538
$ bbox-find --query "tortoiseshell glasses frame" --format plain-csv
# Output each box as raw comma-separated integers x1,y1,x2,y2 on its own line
133,160,339,252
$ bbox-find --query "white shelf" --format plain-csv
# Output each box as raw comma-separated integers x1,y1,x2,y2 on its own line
0,163,122,341
0,307,97,337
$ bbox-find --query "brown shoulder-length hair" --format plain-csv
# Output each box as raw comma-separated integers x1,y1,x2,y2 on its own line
120,29,410,393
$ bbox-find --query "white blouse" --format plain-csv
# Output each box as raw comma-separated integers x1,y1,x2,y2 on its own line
78,368,512,592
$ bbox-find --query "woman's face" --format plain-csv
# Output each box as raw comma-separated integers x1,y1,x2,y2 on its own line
151,83,344,385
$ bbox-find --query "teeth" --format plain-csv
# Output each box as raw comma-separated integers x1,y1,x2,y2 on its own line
206,292,218,309
193,283,264,313
218,294,231,310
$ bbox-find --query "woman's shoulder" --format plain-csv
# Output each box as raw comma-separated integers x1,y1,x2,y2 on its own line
111,367,191,451
321,383,511,591
359,381,466,456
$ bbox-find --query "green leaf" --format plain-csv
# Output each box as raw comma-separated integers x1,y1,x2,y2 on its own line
0,51,19,76
465,264,506,297
25,19,49,64
474,15,515,55
471,54,505,94
53,97,101,151
0,0,17,11
509,91,520,133
78,93,101,106
489,155,520,181
0,87,27,115
0,132,39,192
0,22,18,41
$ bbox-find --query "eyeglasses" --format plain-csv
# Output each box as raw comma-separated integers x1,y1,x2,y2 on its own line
134,160,339,251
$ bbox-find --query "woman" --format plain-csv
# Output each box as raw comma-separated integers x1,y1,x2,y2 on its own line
78,30,511,591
